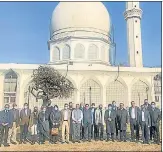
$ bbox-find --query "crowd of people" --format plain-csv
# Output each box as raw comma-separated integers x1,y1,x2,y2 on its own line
0,99,161,147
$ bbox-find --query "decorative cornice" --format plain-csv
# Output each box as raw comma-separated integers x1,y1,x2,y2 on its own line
124,8,143,20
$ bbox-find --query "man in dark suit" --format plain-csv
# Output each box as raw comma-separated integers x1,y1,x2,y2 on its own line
83,104,92,142
112,101,118,139
8,103,19,145
90,103,96,140
104,104,116,142
0,104,13,147
19,103,31,144
80,102,85,140
143,99,153,140
139,105,151,144
149,102,161,145
116,103,128,142
129,101,140,142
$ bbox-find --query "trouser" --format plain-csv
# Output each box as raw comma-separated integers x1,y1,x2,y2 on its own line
73,123,81,141
84,122,92,140
130,119,139,140
52,135,59,143
91,124,96,139
8,122,17,143
62,121,69,142
20,124,29,141
96,123,104,140
115,119,118,137
0,125,9,145
80,125,84,139
39,133,46,143
107,133,114,140
151,125,160,143
120,130,126,141
141,122,149,142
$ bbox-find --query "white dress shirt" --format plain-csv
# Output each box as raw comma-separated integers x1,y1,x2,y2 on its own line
109,110,111,117
131,108,136,119
142,111,145,121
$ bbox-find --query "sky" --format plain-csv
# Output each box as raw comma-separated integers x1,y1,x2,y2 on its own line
0,1,161,67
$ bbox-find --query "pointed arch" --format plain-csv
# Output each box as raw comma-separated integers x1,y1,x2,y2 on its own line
52,47,60,61
62,44,70,60
80,79,101,106
88,44,99,60
3,69,18,104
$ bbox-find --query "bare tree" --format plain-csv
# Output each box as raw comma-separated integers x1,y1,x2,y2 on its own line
30,65,75,106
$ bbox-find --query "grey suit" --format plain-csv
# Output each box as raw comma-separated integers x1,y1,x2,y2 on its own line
19,108,31,142
139,109,151,142
117,108,128,141
83,108,92,141
10,108,19,127
149,108,161,143
129,106,140,141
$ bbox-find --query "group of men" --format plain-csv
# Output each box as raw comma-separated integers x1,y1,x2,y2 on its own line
0,99,161,147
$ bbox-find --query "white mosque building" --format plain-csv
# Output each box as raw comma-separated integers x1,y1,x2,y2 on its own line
0,2,161,110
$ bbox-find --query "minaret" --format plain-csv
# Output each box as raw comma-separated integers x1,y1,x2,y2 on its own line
124,2,143,67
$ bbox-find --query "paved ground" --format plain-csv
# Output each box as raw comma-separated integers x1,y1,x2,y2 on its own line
0,140,161,151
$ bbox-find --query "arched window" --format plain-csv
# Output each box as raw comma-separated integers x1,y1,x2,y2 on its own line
101,45,106,61
74,43,85,59
106,80,127,106
88,44,99,60
131,80,149,106
4,69,18,104
80,79,101,106
62,45,70,60
52,47,60,61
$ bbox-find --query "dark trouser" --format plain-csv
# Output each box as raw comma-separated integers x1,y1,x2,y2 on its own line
107,133,114,140
84,122,92,140
20,124,29,141
80,125,84,139
151,125,160,143
91,124,97,139
96,123,104,140
39,132,46,143
150,127,153,140
120,130,126,141
0,125,9,145
52,135,58,143
141,122,149,142
115,119,118,137
130,119,139,141
31,135,38,143
73,123,81,142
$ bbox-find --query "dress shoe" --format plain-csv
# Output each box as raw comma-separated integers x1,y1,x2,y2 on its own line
61,141,65,144
66,141,69,144
19,141,22,144
124,140,127,142
11,141,17,145
4,143,10,147
0,144,1,147
112,139,115,142
23,141,27,144
77,141,81,143
31,141,35,145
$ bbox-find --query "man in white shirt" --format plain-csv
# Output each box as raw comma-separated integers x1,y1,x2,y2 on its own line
61,103,71,144
129,101,140,143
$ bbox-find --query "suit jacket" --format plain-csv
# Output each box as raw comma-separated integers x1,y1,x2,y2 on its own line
149,107,161,127
10,108,19,126
19,108,31,125
0,110,13,127
29,111,39,127
61,109,71,125
129,106,140,122
50,110,61,128
139,110,151,127
117,108,128,130
83,108,92,125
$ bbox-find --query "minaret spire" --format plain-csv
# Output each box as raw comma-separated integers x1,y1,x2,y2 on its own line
124,2,143,67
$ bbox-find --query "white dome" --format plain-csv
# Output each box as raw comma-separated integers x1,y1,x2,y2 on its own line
51,2,110,33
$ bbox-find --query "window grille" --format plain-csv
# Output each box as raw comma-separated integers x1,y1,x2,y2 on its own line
63,45,70,59
74,43,85,59
88,44,99,60
80,79,101,106
131,80,148,106
106,81,127,106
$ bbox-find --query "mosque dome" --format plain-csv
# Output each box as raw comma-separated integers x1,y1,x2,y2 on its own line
51,2,111,34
